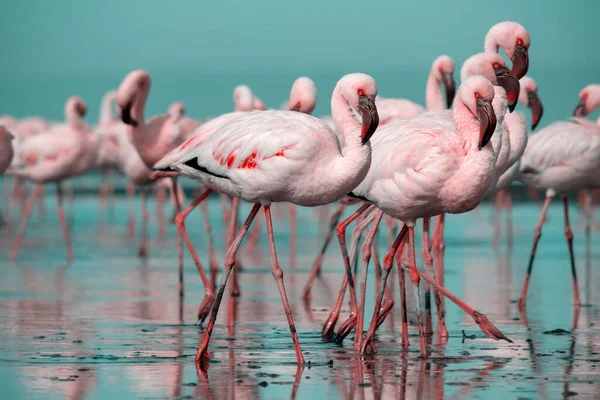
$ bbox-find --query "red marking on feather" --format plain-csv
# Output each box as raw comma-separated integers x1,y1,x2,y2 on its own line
26,153,38,165
180,136,197,151
212,144,296,170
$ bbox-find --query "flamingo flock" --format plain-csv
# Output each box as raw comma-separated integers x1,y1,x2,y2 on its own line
1,20,599,369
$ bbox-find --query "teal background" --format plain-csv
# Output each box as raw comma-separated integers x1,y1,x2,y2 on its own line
0,0,598,125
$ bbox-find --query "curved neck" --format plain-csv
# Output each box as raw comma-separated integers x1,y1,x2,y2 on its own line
453,100,480,153
66,110,86,132
425,72,444,112
331,89,363,154
132,84,150,128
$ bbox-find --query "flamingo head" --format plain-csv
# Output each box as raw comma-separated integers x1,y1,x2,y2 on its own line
336,73,379,144
288,77,317,114
65,96,88,119
252,97,266,110
573,84,600,118
458,75,497,150
233,85,254,112
461,52,520,113
484,21,530,79
168,102,186,118
432,55,456,108
518,77,544,130
117,70,151,127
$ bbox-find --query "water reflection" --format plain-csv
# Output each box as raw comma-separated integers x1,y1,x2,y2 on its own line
1,200,599,399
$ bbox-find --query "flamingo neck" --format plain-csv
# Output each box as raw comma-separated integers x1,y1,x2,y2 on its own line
66,111,87,132
132,84,149,127
329,88,372,191
99,93,116,127
425,72,445,112
453,100,481,153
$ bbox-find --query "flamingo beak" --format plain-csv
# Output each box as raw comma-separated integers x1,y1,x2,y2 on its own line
289,102,301,112
441,72,456,109
511,45,529,79
121,102,138,127
494,66,520,113
477,98,497,150
359,96,379,144
527,91,544,130
573,98,588,118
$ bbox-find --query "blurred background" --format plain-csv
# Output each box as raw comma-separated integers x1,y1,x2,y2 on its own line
1,0,598,125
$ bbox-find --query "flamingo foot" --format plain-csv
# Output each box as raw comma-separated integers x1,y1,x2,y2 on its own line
335,314,357,344
472,311,512,342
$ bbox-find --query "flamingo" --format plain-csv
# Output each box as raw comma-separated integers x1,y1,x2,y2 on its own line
117,69,200,300
344,75,511,356
518,84,600,312
303,55,457,301
8,97,98,261
154,73,380,366
429,20,531,330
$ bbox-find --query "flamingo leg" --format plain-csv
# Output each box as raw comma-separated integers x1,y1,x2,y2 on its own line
395,244,409,348
562,196,581,311
408,226,427,357
227,197,241,331
200,200,220,289
372,225,394,330
10,184,42,261
431,214,448,337
518,194,553,311
336,208,378,342
56,182,73,261
127,181,136,236
422,217,433,336
362,224,408,354
289,204,297,269
302,203,345,301
321,203,372,341
263,205,306,364
137,189,149,257
174,189,214,324
195,204,261,367
220,193,231,225
171,177,185,302
354,210,383,350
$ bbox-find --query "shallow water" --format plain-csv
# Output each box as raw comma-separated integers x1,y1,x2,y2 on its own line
1,183,599,399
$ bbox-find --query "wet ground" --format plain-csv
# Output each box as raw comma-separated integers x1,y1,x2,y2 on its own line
1,184,600,399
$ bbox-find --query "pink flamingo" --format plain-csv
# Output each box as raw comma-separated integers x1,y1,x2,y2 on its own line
518,84,600,312
347,75,510,356
154,73,380,366
117,70,200,299
303,55,456,301
8,97,98,261
429,20,531,329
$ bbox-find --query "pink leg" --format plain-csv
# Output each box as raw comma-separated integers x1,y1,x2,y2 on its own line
431,214,448,337
354,210,384,350
407,226,427,357
127,181,136,236
195,204,261,367
171,178,185,302
137,189,149,257
10,184,42,261
519,194,553,311
322,204,372,340
174,189,214,324
289,204,297,269
395,244,409,348
373,230,394,329
362,224,408,354
56,182,73,261
227,197,241,330
335,207,378,342
220,193,230,225
200,200,220,289
562,196,581,312
263,205,305,364
422,217,433,336
302,203,345,301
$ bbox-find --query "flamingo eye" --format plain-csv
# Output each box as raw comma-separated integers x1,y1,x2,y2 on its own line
516,38,523,46
357,89,365,97
475,92,481,99
492,62,500,69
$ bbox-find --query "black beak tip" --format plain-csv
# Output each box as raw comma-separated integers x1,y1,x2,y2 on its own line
508,102,517,113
